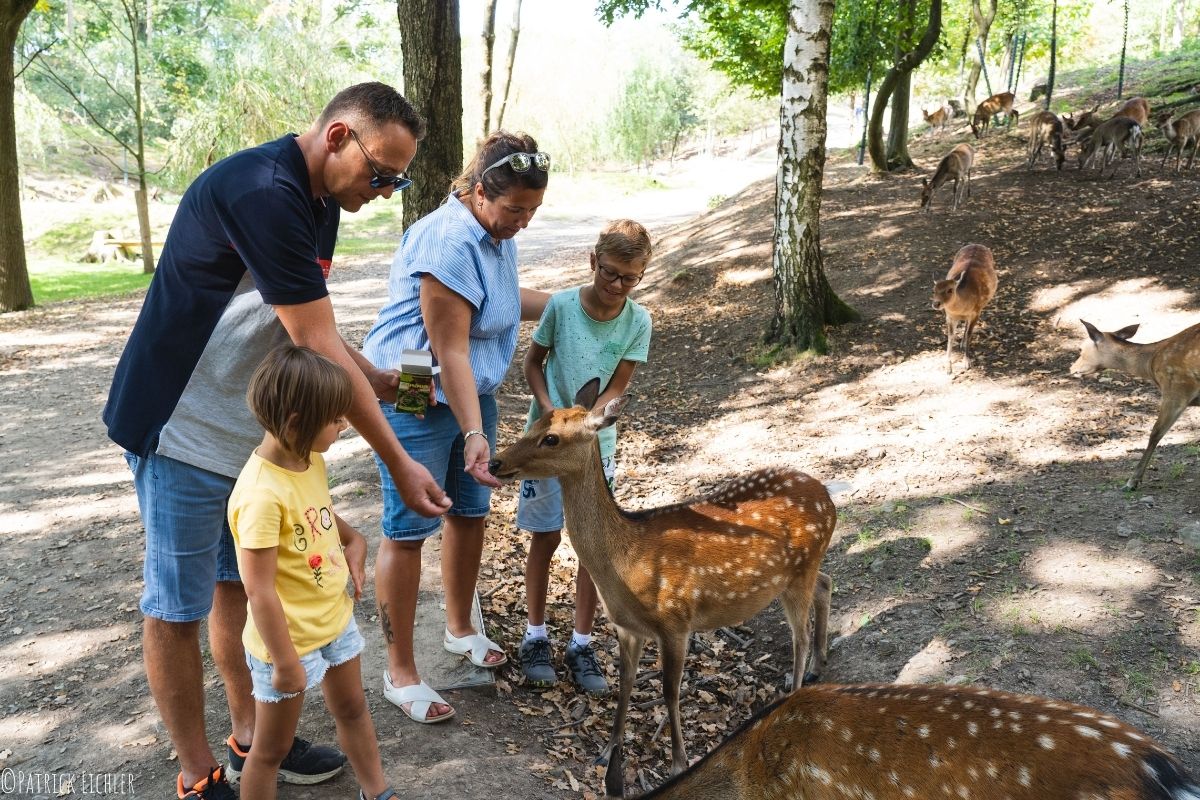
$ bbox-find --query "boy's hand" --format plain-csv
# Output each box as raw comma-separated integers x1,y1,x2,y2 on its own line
342,533,367,601
272,657,307,695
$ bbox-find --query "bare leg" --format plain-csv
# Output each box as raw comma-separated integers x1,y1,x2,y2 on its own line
574,564,601,637
442,514,504,664
524,530,562,628
375,538,451,720
239,694,303,800
143,618,220,787
211,581,255,746
322,657,387,798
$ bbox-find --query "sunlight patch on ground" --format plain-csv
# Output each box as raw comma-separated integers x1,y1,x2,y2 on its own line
0,330,98,350
0,626,136,680
895,637,954,683
719,267,771,286
1029,544,1158,592
0,714,56,747
1045,277,1199,340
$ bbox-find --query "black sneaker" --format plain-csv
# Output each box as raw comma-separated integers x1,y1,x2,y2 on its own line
177,766,237,799
518,636,557,688
565,641,611,697
226,734,346,785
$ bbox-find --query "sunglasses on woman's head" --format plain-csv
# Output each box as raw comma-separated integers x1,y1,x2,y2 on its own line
480,151,552,180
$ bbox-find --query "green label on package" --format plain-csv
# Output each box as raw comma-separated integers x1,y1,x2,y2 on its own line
395,372,432,415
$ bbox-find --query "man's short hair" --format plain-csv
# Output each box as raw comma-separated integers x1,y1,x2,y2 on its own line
595,219,652,265
317,82,427,141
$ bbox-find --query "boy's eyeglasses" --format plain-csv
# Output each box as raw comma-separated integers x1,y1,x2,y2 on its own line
597,263,644,287
349,129,413,191
480,151,551,180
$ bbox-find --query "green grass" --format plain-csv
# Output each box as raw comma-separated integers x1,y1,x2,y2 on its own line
1069,648,1099,670
29,260,153,304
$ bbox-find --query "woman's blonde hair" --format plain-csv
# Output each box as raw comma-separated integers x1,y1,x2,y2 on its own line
246,344,353,462
451,130,548,199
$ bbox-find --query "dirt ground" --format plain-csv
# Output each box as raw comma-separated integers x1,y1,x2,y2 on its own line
2,115,1199,798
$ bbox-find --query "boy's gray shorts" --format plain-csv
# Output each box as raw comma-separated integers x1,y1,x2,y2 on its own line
517,456,615,533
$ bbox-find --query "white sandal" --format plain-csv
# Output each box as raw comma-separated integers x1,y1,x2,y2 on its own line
442,629,508,668
382,672,455,724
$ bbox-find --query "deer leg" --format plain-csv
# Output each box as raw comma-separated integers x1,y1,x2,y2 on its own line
659,634,689,775
963,317,978,369
808,571,832,682
780,572,829,688
1187,139,1198,170
945,318,956,375
598,627,645,773
950,177,960,212
1134,139,1143,178
1127,391,1195,490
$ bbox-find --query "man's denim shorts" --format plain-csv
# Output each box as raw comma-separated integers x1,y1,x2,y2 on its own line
245,616,365,702
517,455,615,534
125,451,241,622
374,395,498,541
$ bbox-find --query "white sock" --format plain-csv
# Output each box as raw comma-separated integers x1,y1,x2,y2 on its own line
571,630,592,648
525,623,548,642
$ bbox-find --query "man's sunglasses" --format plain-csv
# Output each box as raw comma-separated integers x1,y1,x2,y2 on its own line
349,129,413,191
480,151,551,180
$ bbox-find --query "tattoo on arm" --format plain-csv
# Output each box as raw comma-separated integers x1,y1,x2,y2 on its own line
379,602,395,644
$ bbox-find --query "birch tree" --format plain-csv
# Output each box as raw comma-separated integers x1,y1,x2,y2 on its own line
479,0,497,142
495,0,522,130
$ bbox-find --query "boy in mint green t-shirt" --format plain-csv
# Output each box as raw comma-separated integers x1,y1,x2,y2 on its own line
517,219,653,696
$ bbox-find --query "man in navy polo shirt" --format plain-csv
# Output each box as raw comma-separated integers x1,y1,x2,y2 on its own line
104,82,451,799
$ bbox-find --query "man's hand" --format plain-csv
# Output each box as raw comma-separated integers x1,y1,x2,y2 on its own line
463,434,501,489
272,657,307,695
394,457,453,516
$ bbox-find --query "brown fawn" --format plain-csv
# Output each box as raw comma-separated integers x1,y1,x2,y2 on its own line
488,379,835,788
1114,96,1152,126
920,143,974,213
1078,116,1144,178
604,683,1200,799
922,105,949,134
1064,104,1103,135
1157,108,1200,172
931,244,997,375
1026,110,1066,170
1071,320,1200,490
970,91,1019,138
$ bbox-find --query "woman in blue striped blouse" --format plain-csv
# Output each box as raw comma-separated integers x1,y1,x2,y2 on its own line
362,131,550,724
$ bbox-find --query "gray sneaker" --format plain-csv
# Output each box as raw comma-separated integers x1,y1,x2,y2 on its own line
564,641,610,696
518,637,556,688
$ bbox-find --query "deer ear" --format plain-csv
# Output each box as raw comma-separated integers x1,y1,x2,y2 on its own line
1113,324,1139,341
573,378,601,410
1080,319,1103,343
586,395,628,432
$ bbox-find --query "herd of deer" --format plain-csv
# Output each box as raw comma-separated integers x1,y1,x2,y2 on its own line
921,91,1200,214
469,90,1200,800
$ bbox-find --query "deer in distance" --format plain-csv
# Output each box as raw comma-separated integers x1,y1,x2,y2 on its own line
1064,104,1103,136
1026,110,1066,170
922,105,949,134
931,244,998,375
488,379,836,791
1113,96,1152,126
1078,116,1144,178
971,91,1019,137
1071,320,1200,490
1157,108,1200,172
603,682,1200,800
920,143,974,213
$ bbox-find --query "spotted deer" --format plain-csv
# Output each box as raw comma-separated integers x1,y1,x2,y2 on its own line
604,683,1200,799
931,244,998,375
922,105,949,134
920,143,974,213
1157,108,1200,172
1078,115,1144,178
1026,110,1066,170
488,379,836,789
1070,320,1200,490
970,91,1019,138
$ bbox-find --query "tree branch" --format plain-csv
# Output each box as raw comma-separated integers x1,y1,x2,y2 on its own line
15,40,55,79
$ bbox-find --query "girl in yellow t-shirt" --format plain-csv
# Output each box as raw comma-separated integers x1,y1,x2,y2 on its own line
228,345,395,800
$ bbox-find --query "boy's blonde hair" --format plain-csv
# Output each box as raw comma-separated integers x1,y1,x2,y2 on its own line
247,344,353,462
594,219,652,265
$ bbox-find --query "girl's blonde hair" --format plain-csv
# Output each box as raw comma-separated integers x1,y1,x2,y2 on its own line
246,344,353,462
450,130,547,199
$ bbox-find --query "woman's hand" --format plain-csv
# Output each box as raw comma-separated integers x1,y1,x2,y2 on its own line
272,657,307,695
368,367,401,403
340,529,368,601
463,433,501,488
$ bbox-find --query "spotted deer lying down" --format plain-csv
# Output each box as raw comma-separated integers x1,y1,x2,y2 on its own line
489,379,835,791
605,683,1200,799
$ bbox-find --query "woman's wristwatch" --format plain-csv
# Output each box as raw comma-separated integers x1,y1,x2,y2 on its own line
462,429,488,444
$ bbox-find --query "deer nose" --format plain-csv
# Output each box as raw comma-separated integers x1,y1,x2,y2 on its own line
487,459,502,475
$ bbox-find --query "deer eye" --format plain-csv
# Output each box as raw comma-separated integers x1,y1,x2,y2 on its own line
539,434,559,447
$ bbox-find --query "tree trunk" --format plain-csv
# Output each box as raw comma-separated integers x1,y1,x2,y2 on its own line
962,0,997,111
495,0,522,130
478,0,497,143
1171,0,1185,48
886,0,916,170
768,0,858,353
1117,0,1128,99
1045,0,1057,110
125,0,154,274
868,0,942,172
396,0,463,229
0,0,37,312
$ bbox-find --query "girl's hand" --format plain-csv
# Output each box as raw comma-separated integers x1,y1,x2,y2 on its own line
342,534,367,602
272,657,307,695
463,433,501,488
